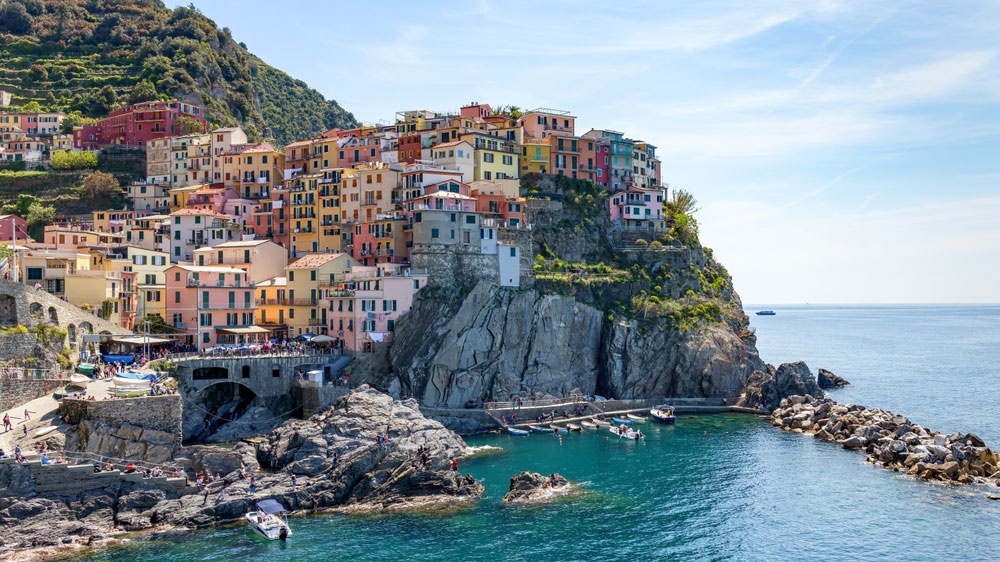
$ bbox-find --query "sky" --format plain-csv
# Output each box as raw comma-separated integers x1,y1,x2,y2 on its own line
181,0,1000,304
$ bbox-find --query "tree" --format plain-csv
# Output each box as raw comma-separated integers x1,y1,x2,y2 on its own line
60,111,96,134
176,115,204,135
128,80,158,104
138,314,176,334
0,2,33,34
50,150,98,170
21,101,42,113
2,194,39,217
666,188,699,217
25,201,56,240
81,171,121,199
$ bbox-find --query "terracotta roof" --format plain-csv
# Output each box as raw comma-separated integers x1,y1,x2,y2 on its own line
287,253,348,269
207,240,272,248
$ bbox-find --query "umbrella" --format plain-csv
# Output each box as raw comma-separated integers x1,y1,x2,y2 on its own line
310,334,335,343
297,333,316,341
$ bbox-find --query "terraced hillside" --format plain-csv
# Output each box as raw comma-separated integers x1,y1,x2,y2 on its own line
0,0,356,145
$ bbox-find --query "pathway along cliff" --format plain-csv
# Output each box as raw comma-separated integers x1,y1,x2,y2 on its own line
0,386,482,560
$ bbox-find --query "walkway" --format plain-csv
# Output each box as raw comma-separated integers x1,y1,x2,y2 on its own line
1,377,117,454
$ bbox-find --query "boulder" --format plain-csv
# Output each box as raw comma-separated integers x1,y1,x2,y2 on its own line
502,472,574,504
817,368,851,388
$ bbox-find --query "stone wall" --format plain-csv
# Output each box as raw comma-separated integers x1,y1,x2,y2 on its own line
0,378,55,413
62,395,183,440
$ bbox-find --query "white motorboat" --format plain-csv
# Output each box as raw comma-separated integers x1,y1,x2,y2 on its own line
68,373,91,388
246,499,292,540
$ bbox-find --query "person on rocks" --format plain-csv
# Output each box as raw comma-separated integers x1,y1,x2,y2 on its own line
125,463,136,474
248,476,258,494
22,425,27,437
93,462,101,473
105,461,114,472
451,458,458,472
464,473,475,485
0,448,5,459
3,413,10,432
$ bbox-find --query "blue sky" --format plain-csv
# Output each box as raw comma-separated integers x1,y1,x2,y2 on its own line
182,1,1000,304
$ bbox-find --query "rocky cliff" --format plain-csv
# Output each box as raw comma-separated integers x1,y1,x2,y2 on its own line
347,179,781,415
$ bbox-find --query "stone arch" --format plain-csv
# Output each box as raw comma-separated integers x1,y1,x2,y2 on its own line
79,321,94,334
29,302,44,322
0,294,17,326
241,365,251,378
67,324,77,347
47,306,59,325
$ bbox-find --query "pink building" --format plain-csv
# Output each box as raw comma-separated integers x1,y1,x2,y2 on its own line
74,100,207,149
324,265,427,354
609,186,667,232
0,214,29,242
164,264,261,350
336,135,381,168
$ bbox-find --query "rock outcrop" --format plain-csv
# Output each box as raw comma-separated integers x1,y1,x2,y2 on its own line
502,472,576,504
0,386,482,560
771,395,1000,485
362,281,767,416
817,368,851,388
738,361,824,411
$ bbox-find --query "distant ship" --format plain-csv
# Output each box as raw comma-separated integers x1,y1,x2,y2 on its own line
755,310,776,316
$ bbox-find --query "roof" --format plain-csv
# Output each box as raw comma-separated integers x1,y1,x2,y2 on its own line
287,253,347,269
169,208,227,218
171,264,245,274
433,140,472,149
217,326,270,334
419,190,475,201
256,499,287,514
206,240,271,249
256,276,287,287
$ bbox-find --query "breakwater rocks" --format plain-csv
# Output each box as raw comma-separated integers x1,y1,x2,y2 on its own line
817,368,850,389
772,395,1000,485
502,472,575,504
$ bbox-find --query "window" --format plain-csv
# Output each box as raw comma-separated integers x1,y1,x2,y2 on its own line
465,215,476,224
483,153,494,163
262,155,268,164
502,155,513,165
364,319,376,331
431,228,439,239
310,270,316,281
289,271,295,281
510,247,517,257
175,291,181,303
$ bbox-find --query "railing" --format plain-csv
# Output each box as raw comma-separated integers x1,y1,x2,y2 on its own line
199,302,257,310
307,318,325,326
185,278,254,288
261,297,317,306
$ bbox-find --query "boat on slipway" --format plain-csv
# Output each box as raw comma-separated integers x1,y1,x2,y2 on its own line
580,420,598,430
591,417,611,426
68,373,91,388
529,425,556,434
507,427,530,436
246,499,292,540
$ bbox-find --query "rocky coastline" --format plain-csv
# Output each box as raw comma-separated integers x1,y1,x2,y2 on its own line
502,472,577,505
771,394,1000,485
0,386,483,561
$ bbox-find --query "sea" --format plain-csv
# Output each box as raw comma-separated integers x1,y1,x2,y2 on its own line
58,304,1000,561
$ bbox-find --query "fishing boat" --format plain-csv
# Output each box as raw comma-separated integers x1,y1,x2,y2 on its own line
609,425,644,440
529,424,555,434
507,426,530,436
756,310,776,316
650,406,676,424
611,417,633,425
580,420,598,430
567,423,582,432
591,417,611,426
68,373,91,388
246,499,292,540
626,413,647,422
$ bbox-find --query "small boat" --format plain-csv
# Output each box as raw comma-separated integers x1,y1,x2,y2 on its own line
611,417,633,425
591,417,610,426
567,423,582,432
580,420,598,430
626,413,647,422
34,426,59,438
68,373,91,388
246,499,292,540
608,425,644,440
75,363,96,375
529,425,555,434
650,407,676,424
756,310,776,316
549,424,567,433
507,427,530,436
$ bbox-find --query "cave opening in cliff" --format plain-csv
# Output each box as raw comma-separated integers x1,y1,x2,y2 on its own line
185,381,258,443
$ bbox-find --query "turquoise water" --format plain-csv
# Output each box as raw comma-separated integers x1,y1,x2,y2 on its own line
61,306,1000,561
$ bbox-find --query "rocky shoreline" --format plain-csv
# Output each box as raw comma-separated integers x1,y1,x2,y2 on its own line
0,386,483,561
771,394,1000,485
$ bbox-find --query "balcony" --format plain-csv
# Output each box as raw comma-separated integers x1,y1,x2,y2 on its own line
262,297,317,306
186,277,253,288
172,322,187,329
308,318,325,326
199,302,258,311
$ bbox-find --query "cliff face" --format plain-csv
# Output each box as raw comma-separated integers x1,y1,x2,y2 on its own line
366,281,767,409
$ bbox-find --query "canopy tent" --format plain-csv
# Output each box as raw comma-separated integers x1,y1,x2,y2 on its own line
111,335,175,345
217,326,270,334
296,333,317,341
256,499,288,515
101,354,134,364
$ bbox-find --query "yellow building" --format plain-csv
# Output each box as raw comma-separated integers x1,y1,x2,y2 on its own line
318,169,344,254
460,131,519,181
286,173,321,258
520,138,551,175
219,142,285,198
19,249,89,296
255,276,288,338
167,184,208,211
284,253,360,338
92,210,138,234
123,214,170,252
124,246,172,323
169,133,212,188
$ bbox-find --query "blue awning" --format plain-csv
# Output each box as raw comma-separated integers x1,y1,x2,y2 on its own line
256,499,287,514
116,371,156,381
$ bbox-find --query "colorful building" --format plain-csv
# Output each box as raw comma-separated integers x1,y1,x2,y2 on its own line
164,264,260,349
609,186,667,232
74,100,207,149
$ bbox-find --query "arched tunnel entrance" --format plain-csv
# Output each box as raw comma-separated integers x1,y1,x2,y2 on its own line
184,381,258,443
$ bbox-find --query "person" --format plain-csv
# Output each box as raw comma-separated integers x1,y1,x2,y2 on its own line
464,473,475,485
93,462,101,473
125,463,136,473
248,476,257,494
22,425,27,437
451,458,458,472
0,448,5,459
23,408,29,421
3,413,11,432
40,453,48,465
106,461,114,472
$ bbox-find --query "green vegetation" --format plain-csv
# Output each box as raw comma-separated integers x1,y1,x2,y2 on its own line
0,0,356,145
138,313,177,334
533,257,631,285
1,193,55,239
147,358,177,374
50,149,97,170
